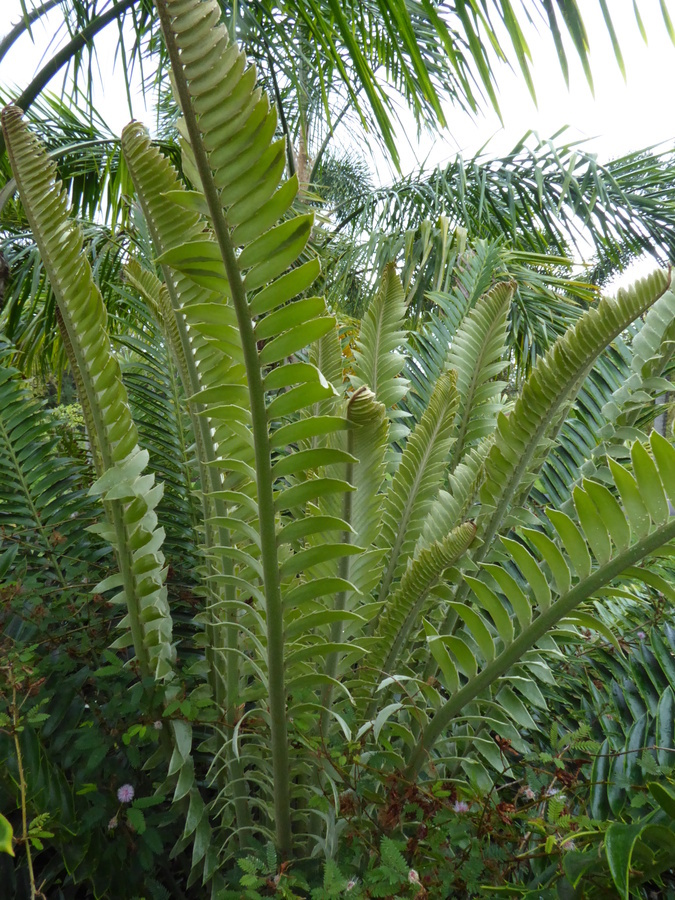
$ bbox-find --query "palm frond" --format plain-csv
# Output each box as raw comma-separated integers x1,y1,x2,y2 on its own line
333,136,675,284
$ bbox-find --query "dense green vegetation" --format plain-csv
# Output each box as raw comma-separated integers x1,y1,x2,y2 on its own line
3,1,675,898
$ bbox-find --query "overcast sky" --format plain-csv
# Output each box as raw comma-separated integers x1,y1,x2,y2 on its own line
3,1,675,283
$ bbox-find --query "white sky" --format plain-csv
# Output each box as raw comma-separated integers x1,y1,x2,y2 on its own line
3,0,675,284
387,2,675,174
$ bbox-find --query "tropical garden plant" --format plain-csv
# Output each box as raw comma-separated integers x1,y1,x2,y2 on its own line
3,0,675,897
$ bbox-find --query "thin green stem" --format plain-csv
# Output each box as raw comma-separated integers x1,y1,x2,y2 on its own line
12,689,36,900
154,0,291,853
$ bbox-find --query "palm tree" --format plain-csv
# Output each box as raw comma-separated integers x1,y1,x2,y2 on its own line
2,1,673,168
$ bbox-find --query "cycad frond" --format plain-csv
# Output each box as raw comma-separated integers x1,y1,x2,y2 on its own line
376,369,459,606
446,280,513,470
2,104,174,682
479,269,671,549
0,338,97,584
368,521,477,693
351,263,409,417
407,429,675,778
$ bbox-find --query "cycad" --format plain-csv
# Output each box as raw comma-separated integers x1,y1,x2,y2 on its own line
4,0,675,888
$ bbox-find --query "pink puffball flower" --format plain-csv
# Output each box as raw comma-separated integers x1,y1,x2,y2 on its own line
117,783,135,804
408,869,421,884
453,800,470,813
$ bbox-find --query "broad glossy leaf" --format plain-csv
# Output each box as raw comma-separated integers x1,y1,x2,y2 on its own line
231,175,299,245
582,479,631,552
272,447,356,478
259,317,336,365
605,822,645,899
0,814,13,856
274,477,354,510
521,527,571,595
249,259,320,316
255,296,327,341
430,635,477,679
650,430,675,506
547,508,591,579
464,575,514,644
631,440,669,525
608,459,651,540
423,619,459,693
590,738,610,821
649,781,675,819
500,536,551,610
157,240,231,294
266,381,336,418
270,416,352,449
573,485,611,565
483,563,533,630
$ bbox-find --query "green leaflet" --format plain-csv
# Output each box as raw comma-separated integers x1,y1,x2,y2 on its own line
0,814,13,857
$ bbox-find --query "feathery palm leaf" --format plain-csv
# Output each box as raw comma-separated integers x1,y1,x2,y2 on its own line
334,137,675,285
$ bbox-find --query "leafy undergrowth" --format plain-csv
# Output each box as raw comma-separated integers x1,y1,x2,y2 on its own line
5,561,675,899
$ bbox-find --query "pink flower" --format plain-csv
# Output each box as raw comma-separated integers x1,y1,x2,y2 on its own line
637,631,646,640
117,783,135,804
453,800,470,813
345,879,358,891
408,869,420,884
523,787,536,800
